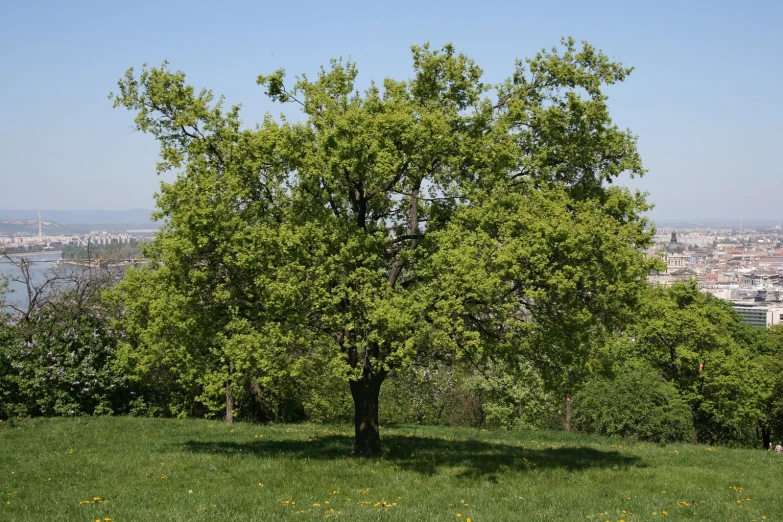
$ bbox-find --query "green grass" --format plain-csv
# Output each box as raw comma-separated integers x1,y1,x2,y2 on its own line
1,417,781,521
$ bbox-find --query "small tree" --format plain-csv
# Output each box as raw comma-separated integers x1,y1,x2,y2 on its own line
112,39,654,455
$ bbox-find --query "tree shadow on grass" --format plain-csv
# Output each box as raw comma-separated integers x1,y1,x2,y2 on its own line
181,432,644,479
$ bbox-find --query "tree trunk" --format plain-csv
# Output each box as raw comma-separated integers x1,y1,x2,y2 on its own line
225,379,234,425
349,371,386,457
564,395,572,432
762,425,771,450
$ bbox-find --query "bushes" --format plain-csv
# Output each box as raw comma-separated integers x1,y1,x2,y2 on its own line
379,362,557,430
380,367,455,426
573,363,694,443
0,302,137,417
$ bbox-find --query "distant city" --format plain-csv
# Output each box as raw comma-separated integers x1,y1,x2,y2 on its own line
650,218,783,328
3,210,783,329
0,210,158,254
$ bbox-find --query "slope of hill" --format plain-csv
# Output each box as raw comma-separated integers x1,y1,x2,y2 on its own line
1,417,780,521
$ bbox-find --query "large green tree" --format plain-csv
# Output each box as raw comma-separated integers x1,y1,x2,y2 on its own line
112,39,655,455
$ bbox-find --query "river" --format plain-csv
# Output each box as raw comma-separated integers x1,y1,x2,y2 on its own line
0,252,64,311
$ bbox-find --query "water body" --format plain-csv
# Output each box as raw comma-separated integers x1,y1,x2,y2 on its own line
0,252,63,311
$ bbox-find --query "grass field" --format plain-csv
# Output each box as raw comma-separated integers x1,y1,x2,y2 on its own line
1,417,781,521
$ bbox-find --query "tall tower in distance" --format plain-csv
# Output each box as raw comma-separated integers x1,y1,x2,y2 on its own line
739,214,743,235
38,210,42,239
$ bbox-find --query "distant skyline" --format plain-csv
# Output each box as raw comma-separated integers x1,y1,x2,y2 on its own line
1,0,781,220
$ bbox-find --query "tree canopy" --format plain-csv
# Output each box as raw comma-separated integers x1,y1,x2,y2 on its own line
111,38,655,455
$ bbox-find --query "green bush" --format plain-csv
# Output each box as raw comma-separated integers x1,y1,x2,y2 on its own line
573,363,694,443
380,367,454,426
460,360,556,430
0,303,137,418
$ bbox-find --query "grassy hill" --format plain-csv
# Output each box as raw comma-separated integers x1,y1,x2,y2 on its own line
1,417,781,521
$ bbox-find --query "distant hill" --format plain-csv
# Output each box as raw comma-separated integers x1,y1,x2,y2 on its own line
0,209,156,225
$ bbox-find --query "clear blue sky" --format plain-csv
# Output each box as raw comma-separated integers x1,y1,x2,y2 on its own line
1,0,780,221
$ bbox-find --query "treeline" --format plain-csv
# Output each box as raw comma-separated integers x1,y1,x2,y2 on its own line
1,271,781,448
574,282,783,447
